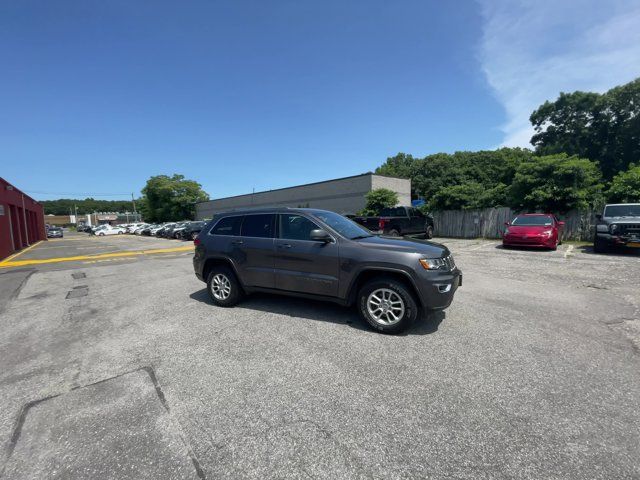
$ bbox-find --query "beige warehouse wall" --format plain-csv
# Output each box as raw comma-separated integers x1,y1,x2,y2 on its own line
371,175,411,206
196,173,412,219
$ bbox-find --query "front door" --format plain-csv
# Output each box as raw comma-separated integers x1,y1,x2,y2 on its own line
274,213,340,297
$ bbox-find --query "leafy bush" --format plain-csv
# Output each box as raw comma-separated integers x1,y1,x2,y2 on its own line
359,188,398,216
608,164,640,203
509,154,604,212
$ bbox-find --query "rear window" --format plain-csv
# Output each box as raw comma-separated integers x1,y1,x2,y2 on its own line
380,207,406,217
241,214,274,238
211,216,243,236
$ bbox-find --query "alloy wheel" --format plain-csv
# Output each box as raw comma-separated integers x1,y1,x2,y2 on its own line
366,288,405,326
210,273,232,300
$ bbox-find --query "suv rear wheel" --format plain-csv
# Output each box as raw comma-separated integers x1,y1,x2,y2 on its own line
358,277,418,334
425,225,434,239
207,266,243,307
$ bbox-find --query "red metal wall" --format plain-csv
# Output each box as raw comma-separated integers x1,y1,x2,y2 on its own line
0,177,46,261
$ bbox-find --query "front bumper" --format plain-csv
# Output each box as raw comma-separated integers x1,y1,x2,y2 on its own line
416,268,462,310
503,234,555,248
595,233,640,248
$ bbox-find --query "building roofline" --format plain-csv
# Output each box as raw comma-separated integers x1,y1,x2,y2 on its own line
0,177,41,205
197,172,408,206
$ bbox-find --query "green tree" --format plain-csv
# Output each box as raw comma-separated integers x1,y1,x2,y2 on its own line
140,174,209,222
41,198,136,215
509,154,604,212
360,188,398,216
608,164,640,203
530,78,640,179
375,147,532,210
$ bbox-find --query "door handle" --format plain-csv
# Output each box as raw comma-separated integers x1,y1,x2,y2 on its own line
278,243,292,249
231,240,244,245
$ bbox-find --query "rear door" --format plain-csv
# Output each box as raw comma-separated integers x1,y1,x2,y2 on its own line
274,213,340,297
233,214,276,288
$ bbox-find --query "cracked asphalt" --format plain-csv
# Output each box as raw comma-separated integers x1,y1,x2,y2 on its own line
0,233,639,479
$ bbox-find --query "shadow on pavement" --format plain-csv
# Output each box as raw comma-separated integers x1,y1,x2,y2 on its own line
189,288,444,336
576,245,640,257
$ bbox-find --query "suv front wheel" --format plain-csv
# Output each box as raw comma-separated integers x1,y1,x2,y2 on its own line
358,277,418,334
207,266,243,307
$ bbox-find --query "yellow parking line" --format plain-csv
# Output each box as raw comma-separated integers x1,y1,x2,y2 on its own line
0,245,194,268
0,241,44,264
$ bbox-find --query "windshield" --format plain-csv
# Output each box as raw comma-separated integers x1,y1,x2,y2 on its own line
511,216,553,226
604,204,640,217
312,211,373,239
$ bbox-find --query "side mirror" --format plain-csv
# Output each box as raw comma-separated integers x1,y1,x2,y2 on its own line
558,221,565,226
595,214,602,220
504,222,510,226
310,229,332,243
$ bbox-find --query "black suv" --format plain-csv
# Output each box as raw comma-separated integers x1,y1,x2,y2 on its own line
594,203,640,253
193,208,461,333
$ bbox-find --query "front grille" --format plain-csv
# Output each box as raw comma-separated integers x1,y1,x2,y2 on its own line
616,224,640,237
443,254,455,270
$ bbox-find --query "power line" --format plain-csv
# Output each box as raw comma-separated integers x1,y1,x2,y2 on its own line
25,191,134,197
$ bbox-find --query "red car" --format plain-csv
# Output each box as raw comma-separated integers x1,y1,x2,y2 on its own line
502,213,564,250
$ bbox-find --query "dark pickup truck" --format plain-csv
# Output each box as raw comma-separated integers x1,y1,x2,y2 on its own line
353,206,434,239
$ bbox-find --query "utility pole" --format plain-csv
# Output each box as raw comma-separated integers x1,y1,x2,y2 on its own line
131,193,137,221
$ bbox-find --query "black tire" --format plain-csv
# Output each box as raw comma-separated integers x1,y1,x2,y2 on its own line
206,266,243,307
357,277,418,334
388,229,400,237
594,236,608,253
425,225,434,239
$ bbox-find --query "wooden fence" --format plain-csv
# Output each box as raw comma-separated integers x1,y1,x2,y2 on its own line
432,208,597,241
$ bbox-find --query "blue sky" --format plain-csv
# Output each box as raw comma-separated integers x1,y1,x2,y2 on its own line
2,1,638,201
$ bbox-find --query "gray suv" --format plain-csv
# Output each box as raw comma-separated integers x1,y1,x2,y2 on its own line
193,208,461,334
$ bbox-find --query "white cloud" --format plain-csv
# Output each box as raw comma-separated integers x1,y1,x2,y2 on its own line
478,0,640,148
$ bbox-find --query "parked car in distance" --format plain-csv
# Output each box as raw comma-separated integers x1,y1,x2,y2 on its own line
353,206,435,238
502,213,564,250
168,222,189,239
193,208,461,334
94,225,126,236
179,221,206,240
133,224,150,234
47,226,63,238
594,203,640,253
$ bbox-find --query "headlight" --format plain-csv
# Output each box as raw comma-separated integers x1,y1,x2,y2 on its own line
504,227,510,235
610,224,618,234
543,229,553,236
596,224,609,233
419,256,454,271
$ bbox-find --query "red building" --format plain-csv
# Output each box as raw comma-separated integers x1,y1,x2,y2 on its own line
0,177,46,261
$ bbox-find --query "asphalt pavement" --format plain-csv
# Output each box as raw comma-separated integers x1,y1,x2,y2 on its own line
0,233,639,479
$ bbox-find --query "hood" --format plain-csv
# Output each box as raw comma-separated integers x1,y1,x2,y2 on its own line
355,235,448,257
603,217,640,224
507,225,553,234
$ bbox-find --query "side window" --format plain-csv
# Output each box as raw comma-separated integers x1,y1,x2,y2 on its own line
279,214,320,241
211,216,243,236
241,214,275,238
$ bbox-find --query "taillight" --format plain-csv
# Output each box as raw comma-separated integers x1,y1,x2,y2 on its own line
378,219,386,230
194,238,201,246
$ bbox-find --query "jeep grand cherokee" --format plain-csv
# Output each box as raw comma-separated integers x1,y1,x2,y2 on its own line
193,208,461,334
